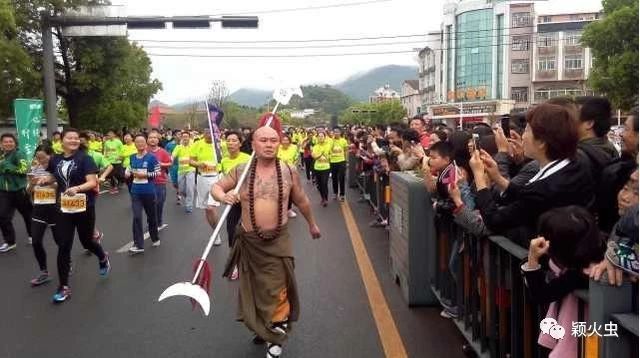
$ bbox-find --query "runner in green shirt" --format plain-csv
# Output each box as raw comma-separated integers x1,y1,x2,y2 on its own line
172,131,196,212
329,128,349,201
312,132,332,206
220,131,251,175
103,130,124,193
120,133,137,169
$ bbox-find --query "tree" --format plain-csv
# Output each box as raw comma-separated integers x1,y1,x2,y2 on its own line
0,0,40,118
11,0,162,131
582,0,639,110
207,80,229,108
340,100,406,125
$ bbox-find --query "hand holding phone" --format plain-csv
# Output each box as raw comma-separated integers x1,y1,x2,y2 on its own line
501,116,510,138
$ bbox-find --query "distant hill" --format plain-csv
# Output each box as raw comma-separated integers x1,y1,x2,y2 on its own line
228,88,272,108
285,85,354,115
335,65,418,102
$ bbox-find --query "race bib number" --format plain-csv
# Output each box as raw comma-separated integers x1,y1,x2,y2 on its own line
332,146,343,154
60,193,87,213
179,158,190,165
132,169,148,184
201,161,218,176
33,186,56,205
318,156,328,163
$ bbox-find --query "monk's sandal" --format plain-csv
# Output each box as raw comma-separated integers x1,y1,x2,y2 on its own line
266,343,282,358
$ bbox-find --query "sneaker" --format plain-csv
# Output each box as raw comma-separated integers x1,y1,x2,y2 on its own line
0,243,16,253
440,305,459,319
606,241,639,275
321,200,328,207
158,223,169,231
230,266,239,281
27,237,32,245
84,249,91,255
213,235,222,246
109,187,119,194
99,255,111,277
185,207,193,214
339,196,345,202
176,196,182,205
152,241,161,247
52,286,71,303
93,230,104,244
30,272,52,286
128,246,145,254
287,210,297,218
266,343,282,358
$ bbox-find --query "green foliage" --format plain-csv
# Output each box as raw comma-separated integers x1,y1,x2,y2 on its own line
582,0,639,109
339,100,406,126
7,0,162,130
284,85,354,116
222,101,261,129
0,0,40,117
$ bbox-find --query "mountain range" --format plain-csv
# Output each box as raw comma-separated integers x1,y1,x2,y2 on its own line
226,65,418,108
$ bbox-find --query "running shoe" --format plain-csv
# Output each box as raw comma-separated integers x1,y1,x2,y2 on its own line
321,200,328,207
128,246,145,254
52,286,71,303
152,241,161,247
94,230,104,244
99,255,111,277
339,196,345,202
159,223,169,231
266,343,282,358
287,210,297,218
185,207,193,214
0,243,16,253
109,187,119,194
30,272,52,286
27,237,32,245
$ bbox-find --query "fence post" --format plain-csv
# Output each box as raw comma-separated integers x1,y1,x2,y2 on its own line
389,172,437,305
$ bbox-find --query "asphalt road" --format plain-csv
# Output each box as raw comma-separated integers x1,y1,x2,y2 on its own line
0,179,465,358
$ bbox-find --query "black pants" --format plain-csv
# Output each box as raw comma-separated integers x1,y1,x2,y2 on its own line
315,169,330,201
109,163,124,188
330,162,346,197
303,158,313,181
52,207,106,287
227,203,242,248
0,189,33,245
31,204,57,271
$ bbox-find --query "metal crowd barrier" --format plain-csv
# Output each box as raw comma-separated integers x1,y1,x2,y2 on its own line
348,154,390,222
385,172,639,358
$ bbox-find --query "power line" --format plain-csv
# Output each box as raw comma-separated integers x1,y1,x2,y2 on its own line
129,24,551,44
142,38,570,57
206,0,392,16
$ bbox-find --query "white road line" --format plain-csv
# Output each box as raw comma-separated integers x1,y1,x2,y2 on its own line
116,224,169,253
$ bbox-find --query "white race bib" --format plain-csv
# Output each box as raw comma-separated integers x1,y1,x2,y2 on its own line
33,186,56,205
201,161,218,176
132,169,148,184
60,193,87,213
179,158,190,165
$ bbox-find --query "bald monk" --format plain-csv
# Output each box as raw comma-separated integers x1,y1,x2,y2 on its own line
211,126,321,358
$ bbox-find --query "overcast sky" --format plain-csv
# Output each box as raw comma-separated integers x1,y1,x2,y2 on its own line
114,0,603,104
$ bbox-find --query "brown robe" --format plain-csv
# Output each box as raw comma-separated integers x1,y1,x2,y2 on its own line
223,224,300,345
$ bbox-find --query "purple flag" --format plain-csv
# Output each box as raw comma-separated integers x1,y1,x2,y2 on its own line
207,103,224,161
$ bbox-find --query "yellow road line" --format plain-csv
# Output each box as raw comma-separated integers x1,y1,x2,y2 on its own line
340,202,408,358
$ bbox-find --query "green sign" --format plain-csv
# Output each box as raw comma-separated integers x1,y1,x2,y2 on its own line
13,99,43,159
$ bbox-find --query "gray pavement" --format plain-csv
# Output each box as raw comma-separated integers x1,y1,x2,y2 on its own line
0,179,465,358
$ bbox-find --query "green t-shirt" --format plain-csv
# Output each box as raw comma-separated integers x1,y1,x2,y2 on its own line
89,140,103,153
190,140,219,175
330,137,348,163
172,144,195,174
88,150,109,170
52,141,63,154
103,138,123,164
220,152,251,175
277,144,299,166
121,143,137,168
312,141,332,171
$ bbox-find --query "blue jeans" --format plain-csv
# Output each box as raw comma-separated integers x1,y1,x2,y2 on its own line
131,193,158,248
154,185,167,226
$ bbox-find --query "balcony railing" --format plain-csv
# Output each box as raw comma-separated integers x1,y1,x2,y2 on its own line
537,46,557,55
564,68,585,80
536,70,557,80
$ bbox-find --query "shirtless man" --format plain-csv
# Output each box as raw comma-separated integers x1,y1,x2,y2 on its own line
211,126,321,358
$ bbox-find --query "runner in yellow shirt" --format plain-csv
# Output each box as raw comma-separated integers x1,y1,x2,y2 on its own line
190,129,223,244
277,134,300,218
329,128,349,201
312,132,332,207
120,133,137,169
172,131,196,212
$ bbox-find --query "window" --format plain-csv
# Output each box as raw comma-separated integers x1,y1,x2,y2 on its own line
564,55,583,69
537,33,556,48
538,56,556,71
511,87,528,103
511,59,530,74
564,31,582,46
512,35,530,51
540,16,552,23
512,12,531,27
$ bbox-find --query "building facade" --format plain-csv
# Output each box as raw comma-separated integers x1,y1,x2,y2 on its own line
400,80,421,118
531,12,599,104
420,0,599,127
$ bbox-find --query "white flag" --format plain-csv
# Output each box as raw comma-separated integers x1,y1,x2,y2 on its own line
272,86,303,105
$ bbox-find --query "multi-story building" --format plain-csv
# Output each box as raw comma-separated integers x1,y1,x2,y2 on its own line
417,31,444,111
531,12,599,104
369,84,400,103
400,80,421,118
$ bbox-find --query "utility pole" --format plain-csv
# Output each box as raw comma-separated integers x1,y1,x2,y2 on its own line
40,10,258,137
